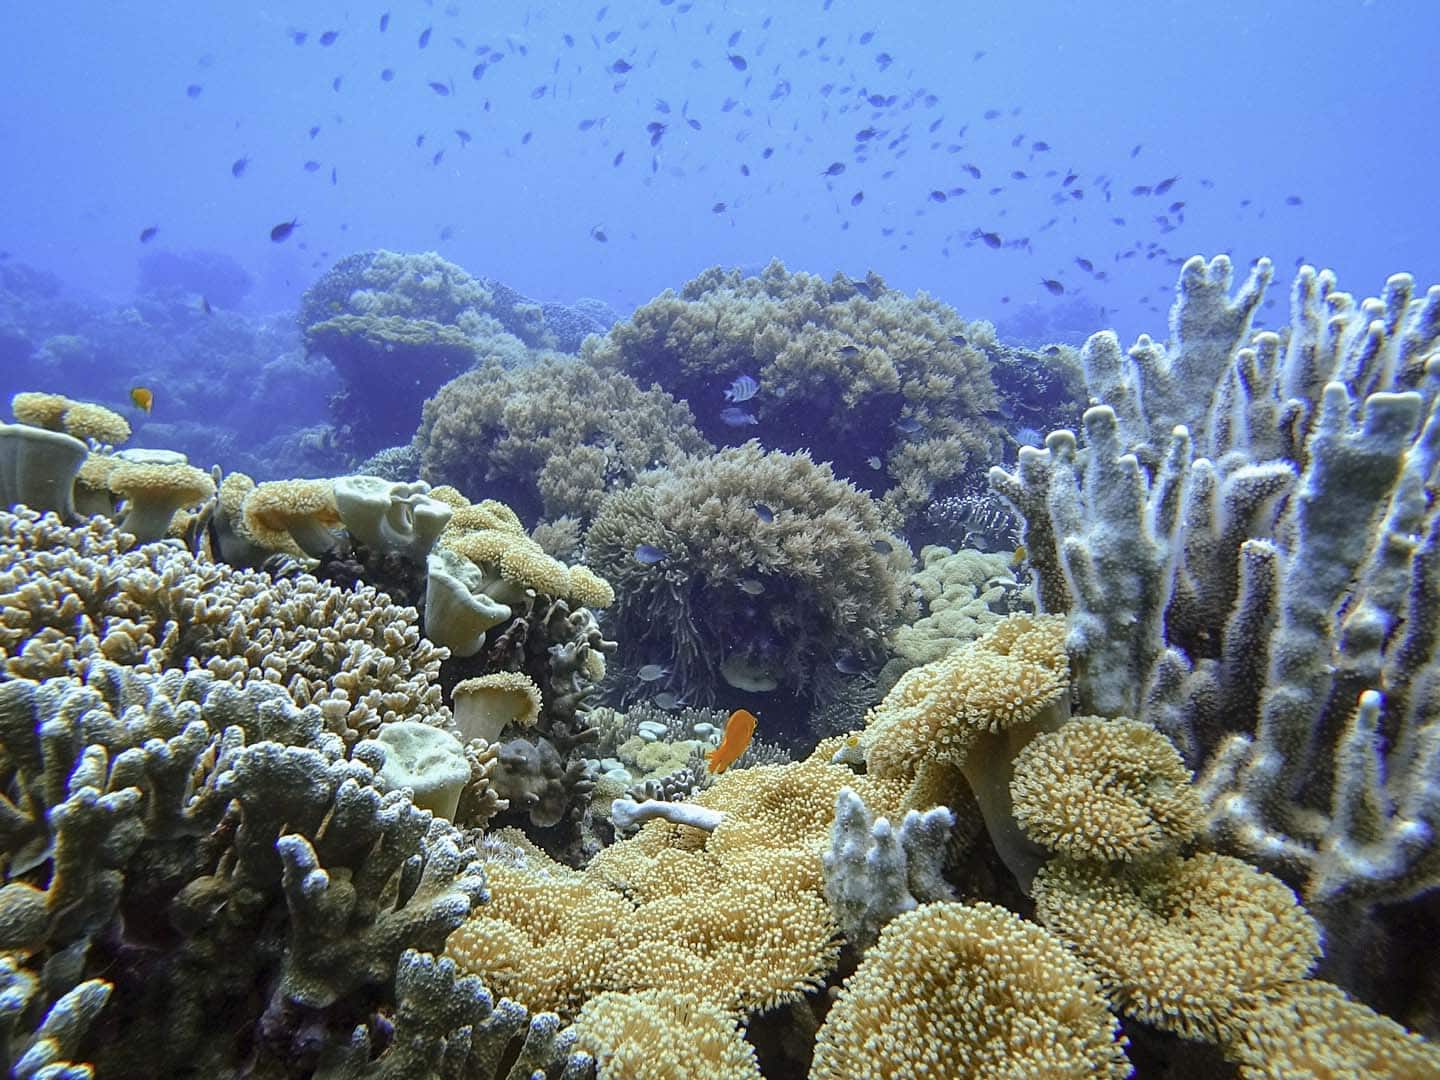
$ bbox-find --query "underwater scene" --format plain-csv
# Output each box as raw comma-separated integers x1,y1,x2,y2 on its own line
3,0,1440,1076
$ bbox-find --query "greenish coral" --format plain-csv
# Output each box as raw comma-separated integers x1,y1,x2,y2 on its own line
415,358,709,523
886,544,1031,673
584,441,914,713
582,259,1001,518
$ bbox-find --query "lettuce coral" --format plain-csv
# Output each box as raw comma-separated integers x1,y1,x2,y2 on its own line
416,357,709,523
585,441,914,716
582,259,1002,519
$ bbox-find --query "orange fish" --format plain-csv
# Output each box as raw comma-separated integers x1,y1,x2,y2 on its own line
706,708,757,774
129,386,154,414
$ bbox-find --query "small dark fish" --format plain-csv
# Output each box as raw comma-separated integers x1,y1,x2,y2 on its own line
418,27,432,48
200,296,213,315
429,81,451,96
290,30,307,45
753,502,774,524
983,108,1001,119
381,68,395,81
1040,278,1065,296
834,653,868,675
1011,170,1028,180
270,219,299,243
738,578,765,596
591,225,608,242
330,166,337,185
303,160,321,172
894,415,922,434
139,226,159,243
416,134,426,148
1285,194,1303,206
609,58,632,74
718,407,759,427
929,190,947,203
686,117,701,130
1130,143,1142,157
1075,257,1094,273
471,62,486,79
1154,176,1179,194
185,84,203,99
979,231,1002,249
822,161,846,176
725,374,759,402
653,691,684,710
838,345,861,358
859,30,875,44
973,49,986,60
712,202,727,214
634,544,669,565
874,51,893,70
949,334,967,347
612,150,625,166
231,156,249,177
331,75,342,91
520,131,532,144
319,30,339,46
850,191,864,206
636,663,670,681
728,29,742,46
872,539,894,555
727,53,748,70
456,129,472,146
431,149,444,165
963,163,981,179
1032,140,1050,151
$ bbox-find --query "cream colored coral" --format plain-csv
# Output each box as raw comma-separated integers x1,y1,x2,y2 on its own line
12,392,131,445
862,612,1069,779
451,672,542,745
107,461,215,542
890,545,1019,666
1032,852,1321,1044
810,901,1131,1080
240,478,341,557
574,990,761,1080
1011,716,1203,863
566,564,615,609
1226,979,1440,1078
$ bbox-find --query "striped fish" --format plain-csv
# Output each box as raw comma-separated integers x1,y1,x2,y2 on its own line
724,374,759,402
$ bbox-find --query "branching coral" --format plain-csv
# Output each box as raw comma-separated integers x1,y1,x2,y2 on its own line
585,441,913,716
987,255,1440,937
583,260,1002,520
415,357,709,523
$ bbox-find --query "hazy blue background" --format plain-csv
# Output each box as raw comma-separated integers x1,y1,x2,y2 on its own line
3,0,1437,343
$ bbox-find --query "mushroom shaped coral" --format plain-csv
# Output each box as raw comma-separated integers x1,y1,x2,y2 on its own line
810,900,1131,1080
0,422,87,518
1225,979,1440,1078
424,547,513,658
107,460,215,542
1011,716,1203,863
240,478,342,557
1032,852,1321,1044
12,392,131,445
443,527,570,605
451,671,542,745
574,990,761,1080
73,453,119,517
369,720,470,819
860,612,1070,888
333,474,452,560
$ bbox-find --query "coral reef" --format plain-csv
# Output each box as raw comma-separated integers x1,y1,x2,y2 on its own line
585,441,913,723
988,256,1440,977
582,259,1004,519
415,358,709,523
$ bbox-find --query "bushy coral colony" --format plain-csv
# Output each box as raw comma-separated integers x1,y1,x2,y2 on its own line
3,249,1440,1079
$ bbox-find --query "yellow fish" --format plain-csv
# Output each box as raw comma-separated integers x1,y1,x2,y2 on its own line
129,386,154,414
706,708,757,774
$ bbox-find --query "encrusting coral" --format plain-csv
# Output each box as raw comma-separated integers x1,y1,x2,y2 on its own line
583,259,1003,520
416,357,710,523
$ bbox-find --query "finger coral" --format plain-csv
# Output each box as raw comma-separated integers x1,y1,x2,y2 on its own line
809,901,1131,1080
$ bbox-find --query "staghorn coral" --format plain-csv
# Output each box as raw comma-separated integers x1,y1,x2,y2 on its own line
585,441,913,719
0,508,447,744
986,255,1440,953
415,357,709,523
809,901,1131,1079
